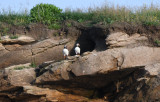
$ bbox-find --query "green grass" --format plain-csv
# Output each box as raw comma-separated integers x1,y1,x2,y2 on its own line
48,23,61,29
0,3,160,27
66,23,72,27
9,35,18,39
62,3,160,26
14,66,30,70
155,39,160,45
30,62,37,68
0,27,9,36
0,10,31,26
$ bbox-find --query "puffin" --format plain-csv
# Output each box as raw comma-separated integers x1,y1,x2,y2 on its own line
74,43,80,55
63,45,69,59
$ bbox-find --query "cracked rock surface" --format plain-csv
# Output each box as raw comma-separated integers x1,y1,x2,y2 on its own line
0,38,70,69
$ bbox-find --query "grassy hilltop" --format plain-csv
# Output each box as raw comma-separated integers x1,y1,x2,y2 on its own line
0,3,160,28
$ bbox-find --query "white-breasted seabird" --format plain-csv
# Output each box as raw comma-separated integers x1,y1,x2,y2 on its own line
63,45,69,59
75,43,80,55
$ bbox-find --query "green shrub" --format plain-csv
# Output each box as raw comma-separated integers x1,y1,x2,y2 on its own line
78,18,84,23
48,23,61,29
30,62,37,68
30,3,62,25
66,23,72,27
9,35,18,39
155,39,160,45
0,27,9,36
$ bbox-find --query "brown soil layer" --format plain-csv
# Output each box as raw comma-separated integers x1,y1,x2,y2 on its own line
1,21,160,46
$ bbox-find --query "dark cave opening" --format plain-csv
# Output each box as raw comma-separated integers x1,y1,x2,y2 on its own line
70,34,96,56
69,27,108,56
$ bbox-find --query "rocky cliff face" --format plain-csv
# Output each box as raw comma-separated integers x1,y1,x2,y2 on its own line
0,22,160,102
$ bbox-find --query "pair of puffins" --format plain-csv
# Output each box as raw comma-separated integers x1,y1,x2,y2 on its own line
63,43,80,59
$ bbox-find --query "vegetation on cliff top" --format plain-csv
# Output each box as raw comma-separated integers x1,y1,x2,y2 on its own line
0,3,160,27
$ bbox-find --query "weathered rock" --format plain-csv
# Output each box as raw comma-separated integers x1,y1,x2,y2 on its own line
145,63,160,76
0,43,8,56
0,63,36,94
70,46,160,76
31,39,64,55
0,48,32,69
35,46,160,83
106,32,149,48
4,63,36,86
0,43,5,51
0,35,35,44
22,86,88,102
0,85,89,102
0,38,70,69
114,67,160,102
4,44,21,51
36,60,72,83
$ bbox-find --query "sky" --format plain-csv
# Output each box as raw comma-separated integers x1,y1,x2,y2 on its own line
0,0,160,13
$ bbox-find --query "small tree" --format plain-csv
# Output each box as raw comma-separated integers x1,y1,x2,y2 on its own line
30,3,62,25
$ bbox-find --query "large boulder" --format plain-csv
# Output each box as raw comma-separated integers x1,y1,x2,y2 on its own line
71,46,160,76
36,60,72,83
34,45,160,80
35,46,160,84
0,38,70,69
4,63,36,86
106,32,149,48
0,63,36,92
